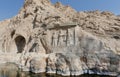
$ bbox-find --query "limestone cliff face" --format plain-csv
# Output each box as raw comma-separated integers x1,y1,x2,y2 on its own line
0,0,120,76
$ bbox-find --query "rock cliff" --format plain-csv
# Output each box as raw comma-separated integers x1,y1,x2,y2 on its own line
0,0,120,76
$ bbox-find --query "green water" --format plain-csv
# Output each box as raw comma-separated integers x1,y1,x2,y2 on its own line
0,63,115,77
0,71,116,77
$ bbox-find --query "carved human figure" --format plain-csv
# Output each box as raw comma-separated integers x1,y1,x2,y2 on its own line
62,30,67,46
58,30,64,46
67,28,74,46
51,32,58,47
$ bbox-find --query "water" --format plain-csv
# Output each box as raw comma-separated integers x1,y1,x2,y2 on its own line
0,72,116,77
0,63,115,77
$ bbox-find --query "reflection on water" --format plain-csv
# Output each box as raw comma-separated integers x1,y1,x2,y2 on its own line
0,72,116,77
0,63,115,77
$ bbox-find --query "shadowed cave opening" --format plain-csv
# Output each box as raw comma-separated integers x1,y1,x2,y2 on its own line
11,30,15,38
15,36,26,53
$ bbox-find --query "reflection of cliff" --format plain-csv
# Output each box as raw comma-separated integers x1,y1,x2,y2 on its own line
0,0,120,76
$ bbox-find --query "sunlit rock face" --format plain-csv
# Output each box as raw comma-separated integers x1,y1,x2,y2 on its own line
0,0,120,76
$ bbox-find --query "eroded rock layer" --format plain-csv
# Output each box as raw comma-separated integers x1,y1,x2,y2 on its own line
0,0,120,76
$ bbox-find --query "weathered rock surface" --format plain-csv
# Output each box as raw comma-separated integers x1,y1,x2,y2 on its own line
0,0,120,76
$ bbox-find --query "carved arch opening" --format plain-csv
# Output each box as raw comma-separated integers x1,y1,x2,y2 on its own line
15,35,26,53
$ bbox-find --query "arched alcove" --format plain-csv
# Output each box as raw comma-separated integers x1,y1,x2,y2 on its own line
15,36,26,53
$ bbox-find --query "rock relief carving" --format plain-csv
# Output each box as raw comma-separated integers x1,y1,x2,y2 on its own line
51,31,58,47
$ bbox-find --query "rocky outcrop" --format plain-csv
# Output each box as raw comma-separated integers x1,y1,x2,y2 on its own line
0,0,120,76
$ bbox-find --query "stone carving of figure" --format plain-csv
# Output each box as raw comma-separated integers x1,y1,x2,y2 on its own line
51,32,58,47
58,30,64,46
63,30,67,46
67,28,74,46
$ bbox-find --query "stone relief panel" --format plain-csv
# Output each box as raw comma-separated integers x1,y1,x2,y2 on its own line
45,25,78,49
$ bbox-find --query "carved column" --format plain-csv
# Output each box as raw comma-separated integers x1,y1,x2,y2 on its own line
75,26,80,45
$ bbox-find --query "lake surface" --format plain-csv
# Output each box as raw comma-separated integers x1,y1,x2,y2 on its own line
0,71,116,77
0,63,115,77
